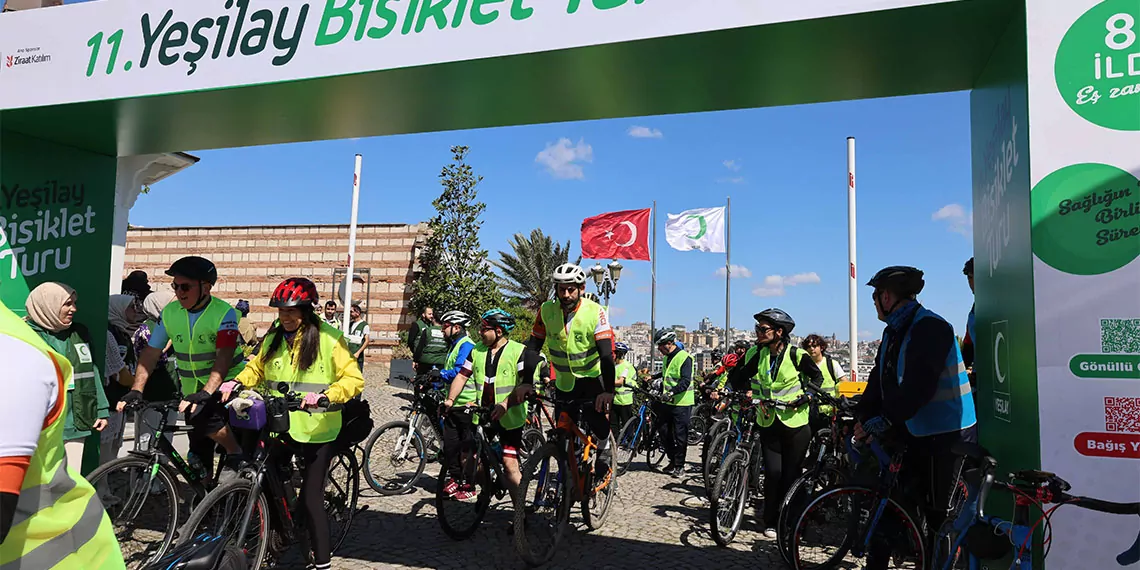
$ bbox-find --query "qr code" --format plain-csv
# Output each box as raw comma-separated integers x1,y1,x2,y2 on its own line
1101,319,1140,354
1105,397,1140,433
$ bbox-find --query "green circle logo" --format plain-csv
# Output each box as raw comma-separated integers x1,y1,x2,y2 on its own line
1031,163,1140,275
1054,0,1140,130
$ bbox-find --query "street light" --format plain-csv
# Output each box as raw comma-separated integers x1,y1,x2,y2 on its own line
590,260,623,306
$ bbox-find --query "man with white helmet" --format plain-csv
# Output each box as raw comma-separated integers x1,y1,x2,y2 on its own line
527,263,617,474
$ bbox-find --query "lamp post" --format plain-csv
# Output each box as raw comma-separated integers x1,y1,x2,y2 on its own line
590,260,623,306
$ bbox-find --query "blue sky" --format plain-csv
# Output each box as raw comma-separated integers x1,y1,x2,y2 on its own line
132,91,977,341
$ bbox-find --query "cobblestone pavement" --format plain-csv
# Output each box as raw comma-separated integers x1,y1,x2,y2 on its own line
323,376,789,570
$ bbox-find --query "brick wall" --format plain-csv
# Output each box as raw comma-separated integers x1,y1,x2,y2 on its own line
124,223,427,364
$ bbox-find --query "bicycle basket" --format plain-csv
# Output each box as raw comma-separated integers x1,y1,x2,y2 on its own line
227,399,267,431
337,397,374,445
266,397,291,433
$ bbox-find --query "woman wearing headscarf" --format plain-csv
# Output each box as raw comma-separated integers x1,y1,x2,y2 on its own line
134,290,180,450
24,281,110,476
102,294,143,465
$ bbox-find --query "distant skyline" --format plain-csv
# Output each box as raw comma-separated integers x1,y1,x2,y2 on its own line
135,91,977,342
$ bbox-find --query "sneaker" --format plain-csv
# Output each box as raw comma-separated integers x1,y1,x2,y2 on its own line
662,463,678,474
763,528,778,539
454,484,477,501
218,455,245,484
443,479,459,497
670,466,682,479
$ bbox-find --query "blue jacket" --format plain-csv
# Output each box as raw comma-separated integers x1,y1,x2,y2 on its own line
439,336,475,383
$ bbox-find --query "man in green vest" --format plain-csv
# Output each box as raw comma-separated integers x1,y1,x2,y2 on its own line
118,256,247,481
611,341,637,434
649,329,695,478
345,303,372,372
442,309,540,505
526,263,617,475
0,302,125,569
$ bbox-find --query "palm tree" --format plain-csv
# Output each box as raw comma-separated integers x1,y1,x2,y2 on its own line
493,229,579,311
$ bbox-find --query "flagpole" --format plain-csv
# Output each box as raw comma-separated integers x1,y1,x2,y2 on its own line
343,154,362,335
725,196,731,351
847,137,858,381
650,200,657,374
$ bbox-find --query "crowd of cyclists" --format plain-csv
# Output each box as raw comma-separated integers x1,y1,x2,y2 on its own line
0,252,984,569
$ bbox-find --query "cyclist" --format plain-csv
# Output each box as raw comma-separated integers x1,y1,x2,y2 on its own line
118,256,248,481
650,329,695,478
220,277,364,570
728,308,823,538
960,257,976,386
801,334,845,430
526,263,617,476
705,352,739,400
442,309,540,506
854,266,977,570
611,341,637,433
437,309,478,497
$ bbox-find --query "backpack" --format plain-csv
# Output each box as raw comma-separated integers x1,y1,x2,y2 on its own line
337,397,374,446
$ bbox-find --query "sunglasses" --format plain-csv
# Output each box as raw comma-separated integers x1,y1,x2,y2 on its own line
755,325,774,334
171,282,196,293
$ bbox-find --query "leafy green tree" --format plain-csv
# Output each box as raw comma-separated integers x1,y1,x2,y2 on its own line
409,146,502,320
493,229,580,311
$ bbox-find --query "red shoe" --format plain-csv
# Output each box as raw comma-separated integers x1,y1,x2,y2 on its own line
443,479,459,497
454,484,477,500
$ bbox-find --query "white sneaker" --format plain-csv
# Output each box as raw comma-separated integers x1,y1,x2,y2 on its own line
763,528,778,539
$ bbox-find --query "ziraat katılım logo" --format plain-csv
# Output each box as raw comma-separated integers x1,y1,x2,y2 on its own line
3,48,52,71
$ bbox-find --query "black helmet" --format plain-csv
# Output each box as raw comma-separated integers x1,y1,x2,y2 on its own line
867,266,925,297
963,257,974,276
166,256,217,285
754,308,796,336
733,339,751,351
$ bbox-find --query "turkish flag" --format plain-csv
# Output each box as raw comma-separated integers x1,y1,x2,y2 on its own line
581,208,651,261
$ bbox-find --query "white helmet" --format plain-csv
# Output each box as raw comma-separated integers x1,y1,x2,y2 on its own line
654,329,678,345
582,291,600,303
552,263,587,285
439,310,471,326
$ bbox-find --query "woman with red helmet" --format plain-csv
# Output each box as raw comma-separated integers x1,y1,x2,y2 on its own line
220,277,363,570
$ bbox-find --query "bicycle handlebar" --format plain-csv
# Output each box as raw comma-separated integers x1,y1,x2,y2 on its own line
274,382,339,413
1063,495,1140,516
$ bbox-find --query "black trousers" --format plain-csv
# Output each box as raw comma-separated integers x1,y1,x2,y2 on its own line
654,403,692,467
758,420,812,528
554,378,611,443
441,409,475,482
273,438,336,565
611,404,634,435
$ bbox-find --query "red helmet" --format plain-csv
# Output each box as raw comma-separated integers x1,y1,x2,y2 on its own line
270,277,319,308
721,353,739,368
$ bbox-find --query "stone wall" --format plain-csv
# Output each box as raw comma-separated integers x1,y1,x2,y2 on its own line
124,223,426,364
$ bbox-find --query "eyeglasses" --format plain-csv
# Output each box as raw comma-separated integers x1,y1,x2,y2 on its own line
755,325,774,334
171,282,195,292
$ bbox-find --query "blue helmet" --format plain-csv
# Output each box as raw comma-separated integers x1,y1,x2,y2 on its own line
480,309,516,333
235,299,250,316
614,341,630,354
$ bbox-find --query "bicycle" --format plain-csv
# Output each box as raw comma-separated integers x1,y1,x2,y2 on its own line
434,404,514,540
687,384,718,446
702,391,748,498
514,394,618,567
613,386,669,474
708,395,776,546
932,441,1140,570
520,393,556,464
177,385,360,569
362,373,447,495
86,399,225,569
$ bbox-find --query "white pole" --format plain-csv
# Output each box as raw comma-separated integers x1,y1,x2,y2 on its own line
650,201,657,373
725,196,731,351
343,154,363,335
846,137,858,381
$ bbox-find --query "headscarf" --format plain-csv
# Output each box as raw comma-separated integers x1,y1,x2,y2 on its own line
108,294,141,335
25,281,77,333
142,290,176,322
122,270,152,299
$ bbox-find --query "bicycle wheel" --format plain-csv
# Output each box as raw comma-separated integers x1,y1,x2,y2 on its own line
435,448,493,540
709,450,749,546
325,447,359,553
688,409,710,446
514,441,571,567
614,417,641,475
179,478,270,570
701,417,730,469
778,466,846,567
643,422,668,471
362,420,426,495
791,485,926,570
582,434,616,531
86,455,181,569
520,427,546,465
704,429,737,497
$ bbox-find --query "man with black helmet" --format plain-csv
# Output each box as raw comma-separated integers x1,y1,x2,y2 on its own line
856,265,977,570
651,329,695,478
117,256,248,480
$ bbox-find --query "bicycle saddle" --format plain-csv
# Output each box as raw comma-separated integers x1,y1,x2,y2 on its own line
951,441,997,467
1011,469,1071,492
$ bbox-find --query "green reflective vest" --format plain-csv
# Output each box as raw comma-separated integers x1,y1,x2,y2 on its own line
663,349,695,407
345,319,369,355
470,340,528,430
162,296,246,395
614,360,637,406
816,355,839,415
449,336,480,407
262,321,344,444
0,304,125,569
746,344,810,428
541,298,603,391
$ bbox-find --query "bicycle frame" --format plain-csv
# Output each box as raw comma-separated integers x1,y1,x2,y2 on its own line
128,402,212,496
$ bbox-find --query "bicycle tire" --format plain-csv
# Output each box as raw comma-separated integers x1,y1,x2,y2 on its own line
514,441,572,567
644,422,668,471
777,466,846,567
615,417,641,475
178,478,270,570
582,434,617,531
326,447,360,553
434,455,493,540
521,427,546,465
704,429,737,497
790,485,926,570
688,413,709,446
86,455,181,569
709,450,749,546
362,420,426,495
701,417,731,467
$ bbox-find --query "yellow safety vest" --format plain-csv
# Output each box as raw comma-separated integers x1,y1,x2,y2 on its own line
162,296,246,395
540,298,603,391
262,321,344,444
663,349,695,406
0,304,125,569
613,361,637,406
746,344,810,428
470,341,528,430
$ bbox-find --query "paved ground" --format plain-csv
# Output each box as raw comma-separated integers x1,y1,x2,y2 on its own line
326,373,788,570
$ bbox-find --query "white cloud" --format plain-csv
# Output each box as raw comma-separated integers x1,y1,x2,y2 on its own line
608,307,627,317
627,126,663,139
751,272,821,297
536,138,593,180
718,176,746,185
723,159,741,171
715,264,752,278
932,203,973,237
858,330,877,340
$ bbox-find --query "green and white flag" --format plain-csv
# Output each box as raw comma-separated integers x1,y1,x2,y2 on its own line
665,207,726,252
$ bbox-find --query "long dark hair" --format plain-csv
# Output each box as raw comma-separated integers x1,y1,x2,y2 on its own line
264,306,322,371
